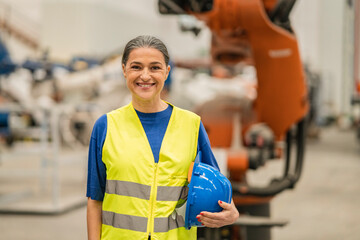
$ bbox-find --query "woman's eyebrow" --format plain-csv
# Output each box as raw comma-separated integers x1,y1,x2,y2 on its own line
129,61,163,65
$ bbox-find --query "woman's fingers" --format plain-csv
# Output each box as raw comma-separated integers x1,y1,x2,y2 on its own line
196,200,239,228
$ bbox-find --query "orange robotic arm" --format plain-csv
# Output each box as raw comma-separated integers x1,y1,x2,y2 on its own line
159,0,308,197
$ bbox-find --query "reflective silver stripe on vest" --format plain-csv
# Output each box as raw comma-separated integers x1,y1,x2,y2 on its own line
154,211,186,232
102,211,148,232
106,180,188,202
157,185,188,201
106,180,151,200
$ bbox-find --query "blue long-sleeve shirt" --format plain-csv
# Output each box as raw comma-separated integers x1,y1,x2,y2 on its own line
86,105,219,201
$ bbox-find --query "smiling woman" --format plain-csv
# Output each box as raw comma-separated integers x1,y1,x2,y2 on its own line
122,47,170,112
86,35,239,240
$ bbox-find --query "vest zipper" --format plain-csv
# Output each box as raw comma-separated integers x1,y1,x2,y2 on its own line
148,163,159,237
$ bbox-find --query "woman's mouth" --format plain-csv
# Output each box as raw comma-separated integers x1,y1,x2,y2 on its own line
137,83,155,88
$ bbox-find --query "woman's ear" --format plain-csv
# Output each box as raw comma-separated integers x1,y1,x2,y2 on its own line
122,64,126,78
165,65,171,80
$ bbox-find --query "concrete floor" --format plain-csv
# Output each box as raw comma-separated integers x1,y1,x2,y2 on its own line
0,126,359,240
272,126,360,240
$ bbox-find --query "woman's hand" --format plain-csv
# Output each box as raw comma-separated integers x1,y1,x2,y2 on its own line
196,199,239,228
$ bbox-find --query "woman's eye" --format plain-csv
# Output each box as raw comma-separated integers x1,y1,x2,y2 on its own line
131,65,141,70
152,66,161,70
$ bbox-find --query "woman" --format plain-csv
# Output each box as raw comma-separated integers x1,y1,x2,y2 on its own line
87,35,239,240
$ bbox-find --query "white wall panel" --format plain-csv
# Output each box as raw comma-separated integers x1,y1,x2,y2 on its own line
41,0,210,60
319,0,345,117
291,0,321,71
292,0,347,118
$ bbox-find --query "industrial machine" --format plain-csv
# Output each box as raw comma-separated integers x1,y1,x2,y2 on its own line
158,0,309,239
0,28,126,213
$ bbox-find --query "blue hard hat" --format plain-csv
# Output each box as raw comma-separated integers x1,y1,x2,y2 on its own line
185,151,232,229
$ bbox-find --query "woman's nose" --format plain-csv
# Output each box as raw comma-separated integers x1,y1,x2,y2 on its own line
140,68,151,81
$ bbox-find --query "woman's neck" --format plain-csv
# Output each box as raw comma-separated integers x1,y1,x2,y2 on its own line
132,98,168,113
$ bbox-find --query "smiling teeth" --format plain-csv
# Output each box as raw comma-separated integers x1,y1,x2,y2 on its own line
138,83,153,87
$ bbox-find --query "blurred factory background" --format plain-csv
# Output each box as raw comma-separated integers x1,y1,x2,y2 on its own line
0,0,359,240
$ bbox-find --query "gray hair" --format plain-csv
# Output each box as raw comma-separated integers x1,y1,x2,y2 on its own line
122,35,170,66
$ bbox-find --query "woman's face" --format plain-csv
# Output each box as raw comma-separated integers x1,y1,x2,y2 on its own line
122,47,170,106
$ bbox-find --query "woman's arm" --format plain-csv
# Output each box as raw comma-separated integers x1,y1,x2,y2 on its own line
87,198,103,240
196,121,240,227
86,115,107,239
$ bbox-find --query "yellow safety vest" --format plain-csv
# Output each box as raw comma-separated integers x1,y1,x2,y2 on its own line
101,102,200,240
